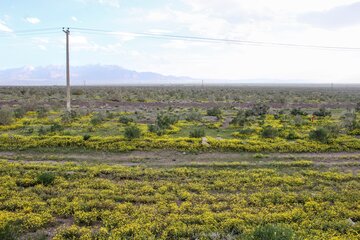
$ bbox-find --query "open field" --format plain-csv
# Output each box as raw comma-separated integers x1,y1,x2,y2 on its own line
0,151,359,239
0,86,359,239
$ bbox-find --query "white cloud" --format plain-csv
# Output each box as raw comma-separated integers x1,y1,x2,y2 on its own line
38,45,47,51
25,17,40,24
79,0,120,8
69,34,126,53
71,16,78,22
0,20,12,32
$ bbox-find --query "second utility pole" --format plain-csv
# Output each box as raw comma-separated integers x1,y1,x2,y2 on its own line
63,27,71,112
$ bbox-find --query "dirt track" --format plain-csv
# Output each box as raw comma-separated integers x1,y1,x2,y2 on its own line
1,151,359,172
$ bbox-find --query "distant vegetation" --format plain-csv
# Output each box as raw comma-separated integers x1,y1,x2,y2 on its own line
0,86,360,153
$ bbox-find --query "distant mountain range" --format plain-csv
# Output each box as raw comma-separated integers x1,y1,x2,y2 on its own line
0,65,356,86
0,65,196,86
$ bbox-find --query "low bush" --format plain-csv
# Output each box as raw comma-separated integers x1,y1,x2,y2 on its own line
207,107,222,118
37,172,56,186
124,125,141,139
313,107,331,117
290,108,307,116
83,134,91,141
0,107,13,125
36,107,48,118
309,127,330,143
90,113,105,125
118,116,133,124
252,224,295,240
231,110,248,126
186,110,202,121
189,128,206,138
61,110,77,124
14,107,26,119
261,126,278,139
0,221,21,240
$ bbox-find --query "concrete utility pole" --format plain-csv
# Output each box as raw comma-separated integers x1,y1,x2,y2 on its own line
63,27,71,112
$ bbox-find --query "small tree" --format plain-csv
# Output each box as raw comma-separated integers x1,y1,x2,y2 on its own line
124,125,141,139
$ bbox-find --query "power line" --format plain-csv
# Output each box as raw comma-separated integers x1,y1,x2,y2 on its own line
71,27,360,51
2,26,360,52
0,28,61,38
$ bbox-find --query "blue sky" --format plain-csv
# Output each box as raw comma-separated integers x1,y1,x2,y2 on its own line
1,0,360,82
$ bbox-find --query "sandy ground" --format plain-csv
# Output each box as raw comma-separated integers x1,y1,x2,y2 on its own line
1,150,359,171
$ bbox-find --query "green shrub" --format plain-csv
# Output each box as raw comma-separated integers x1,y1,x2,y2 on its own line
261,126,278,138
37,126,49,136
356,102,360,112
286,131,299,140
186,110,202,121
246,103,270,116
37,172,55,186
14,107,26,118
36,107,48,118
50,123,63,132
231,110,248,126
207,107,222,117
313,107,331,117
309,127,329,143
90,113,105,125
119,116,133,124
189,128,206,138
0,221,21,240
156,113,179,129
83,134,91,141
290,108,307,116
61,110,77,124
124,125,141,139
239,128,256,135
252,224,295,240
0,107,13,125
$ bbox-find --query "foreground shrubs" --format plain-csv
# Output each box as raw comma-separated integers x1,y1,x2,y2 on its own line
0,161,358,239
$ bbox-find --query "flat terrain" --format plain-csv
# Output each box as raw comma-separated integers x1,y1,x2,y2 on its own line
0,86,359,239
1,150,360,170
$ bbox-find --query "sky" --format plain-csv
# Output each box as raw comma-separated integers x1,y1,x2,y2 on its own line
1,0,360,83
